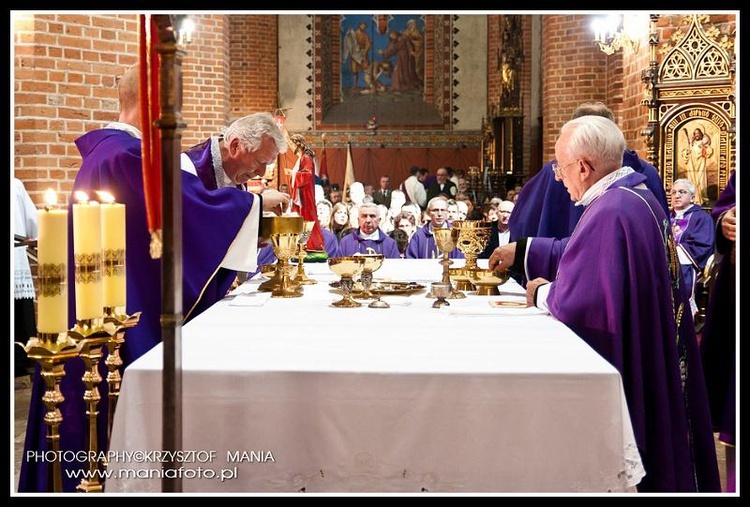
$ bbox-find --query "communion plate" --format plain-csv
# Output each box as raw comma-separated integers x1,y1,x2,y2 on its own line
330,280,426,295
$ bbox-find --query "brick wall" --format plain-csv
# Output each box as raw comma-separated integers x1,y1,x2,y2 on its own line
13,13,138,205
227,15,278,122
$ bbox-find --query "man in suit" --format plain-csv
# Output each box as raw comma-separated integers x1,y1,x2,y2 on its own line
372,175,392,208
426,167,457,202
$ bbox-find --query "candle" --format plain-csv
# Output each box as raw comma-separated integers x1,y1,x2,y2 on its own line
73,191,103,320
97,191,126,309
36,190,68,334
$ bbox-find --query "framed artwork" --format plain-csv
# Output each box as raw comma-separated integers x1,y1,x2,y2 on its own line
315,14,451,128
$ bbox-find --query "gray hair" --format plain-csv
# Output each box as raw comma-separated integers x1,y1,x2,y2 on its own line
358,202,380,217
559,115,625,175
223,112,288,154
570,101,616,122
672,178,696,195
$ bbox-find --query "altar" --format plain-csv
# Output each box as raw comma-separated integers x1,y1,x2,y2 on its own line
105,259,644,493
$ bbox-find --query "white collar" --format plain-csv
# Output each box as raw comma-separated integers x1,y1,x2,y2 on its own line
105,121,142,139
360,229,380,240
576,166,635,207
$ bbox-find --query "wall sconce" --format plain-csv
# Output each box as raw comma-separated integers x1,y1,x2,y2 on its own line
591,14,641,55
176,15,195,47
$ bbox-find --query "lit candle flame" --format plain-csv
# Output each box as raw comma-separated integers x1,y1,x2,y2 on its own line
44,188,58,207
96,190,116,203
74,190,89,203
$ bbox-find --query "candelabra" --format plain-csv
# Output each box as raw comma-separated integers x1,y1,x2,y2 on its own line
103,307,141,442
18,332,81,493
68,317,116,493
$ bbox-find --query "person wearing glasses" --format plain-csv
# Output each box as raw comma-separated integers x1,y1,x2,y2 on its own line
508,102,669,242
405,197,464,259
489,115,720,493
669,178,715,316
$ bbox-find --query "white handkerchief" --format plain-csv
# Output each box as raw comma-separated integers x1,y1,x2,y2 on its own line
228,292,272,307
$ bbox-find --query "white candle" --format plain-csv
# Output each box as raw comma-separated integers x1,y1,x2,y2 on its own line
36,190,68,333
73,192,103,320
97,191,126,309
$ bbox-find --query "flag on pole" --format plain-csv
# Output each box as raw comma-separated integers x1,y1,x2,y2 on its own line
318,133,329,183
343,140,355,201
139,14,162,259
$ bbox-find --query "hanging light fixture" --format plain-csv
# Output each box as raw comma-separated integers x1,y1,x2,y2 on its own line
591,14,643,55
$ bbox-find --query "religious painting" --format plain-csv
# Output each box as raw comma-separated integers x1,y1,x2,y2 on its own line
341,15,425,99
661,105,730,206
315,14,450,128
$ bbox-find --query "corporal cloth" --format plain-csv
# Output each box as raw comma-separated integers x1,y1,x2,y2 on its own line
19,127,259,492
526,171,720,492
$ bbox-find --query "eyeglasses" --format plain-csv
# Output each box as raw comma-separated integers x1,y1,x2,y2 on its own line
551,159,579,177
670,189,690,196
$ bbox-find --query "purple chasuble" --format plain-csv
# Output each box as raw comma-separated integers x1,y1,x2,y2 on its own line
509,150,669,241
669,203,715,301
700,170,736,445
337,228,401,258
530,171,720,492
184,137,221,190
20,128,253,492
322,228,339,258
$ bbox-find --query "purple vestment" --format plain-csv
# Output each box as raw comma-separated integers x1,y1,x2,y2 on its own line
528,171,720,492
700,171,736,445
183,137,221,190
337,228,401,258
322,228,339,258
20,128,254,492
509,150,669,241
670,203,715,303
405,223,464,259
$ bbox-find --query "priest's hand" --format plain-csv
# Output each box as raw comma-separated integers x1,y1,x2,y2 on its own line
721,206,736,242
261,188,291,214
526,277,550,307
488,243,516,273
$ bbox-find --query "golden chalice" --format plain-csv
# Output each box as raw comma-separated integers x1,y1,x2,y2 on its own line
432,226,465,299
355,253,388,308
453,220,491,290
328,256,367,308
469,268,510,296
293,220,317,285
257,215,304,298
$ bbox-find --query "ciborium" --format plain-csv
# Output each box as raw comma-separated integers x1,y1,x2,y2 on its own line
293,220,317,285
257,215,304,298
328,256,366,308
469,268,510,296
355,253,388,308
431,226,465,299
453,220,491,290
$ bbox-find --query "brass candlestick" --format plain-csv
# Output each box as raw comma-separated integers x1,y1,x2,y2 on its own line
258,216,304,298
432,226,465,299
18,332,81,493
293,220,317,285
103,307,141,443
68,318,116,493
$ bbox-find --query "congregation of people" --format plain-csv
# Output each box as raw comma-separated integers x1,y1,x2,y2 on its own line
15,67,736,496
